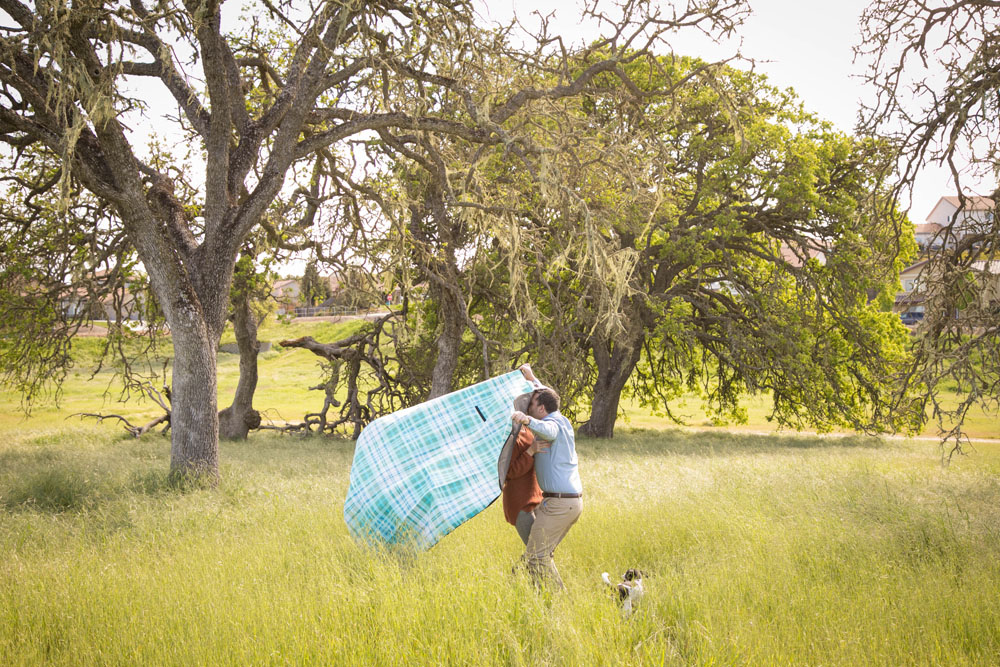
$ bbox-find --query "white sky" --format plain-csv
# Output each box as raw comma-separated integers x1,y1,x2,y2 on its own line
484,0,980,224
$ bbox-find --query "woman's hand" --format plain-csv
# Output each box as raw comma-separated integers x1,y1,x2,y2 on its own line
527,439,551,456
518,363,539,383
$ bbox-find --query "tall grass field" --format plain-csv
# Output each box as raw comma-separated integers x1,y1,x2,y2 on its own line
2,423,1000,665
1,318,999,664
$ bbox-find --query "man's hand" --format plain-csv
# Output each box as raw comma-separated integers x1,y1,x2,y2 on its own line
511,410,530,426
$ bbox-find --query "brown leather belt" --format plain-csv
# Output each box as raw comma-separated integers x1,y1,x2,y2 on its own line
543,492,582,498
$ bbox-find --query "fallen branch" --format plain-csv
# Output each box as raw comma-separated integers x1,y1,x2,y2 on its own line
69,412,169,437
277,306,420,437
69,382,172,437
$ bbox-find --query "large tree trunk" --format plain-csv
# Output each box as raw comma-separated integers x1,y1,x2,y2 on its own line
218,293,262,440
168,317,221,481
579,339,643,438
428,283,465,399
139,227,235,482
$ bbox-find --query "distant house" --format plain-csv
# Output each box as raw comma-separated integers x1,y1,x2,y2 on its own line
271,273,343,315
894,259,929,315
105,287,145,321
912,222,942,252
271,278,302,315
58,272,145,322
916,196,995,251
898,259,929,296
897,196,997,316
779,242,826,267
972,260,1000,313
895,241,1000,319
58,285,92,318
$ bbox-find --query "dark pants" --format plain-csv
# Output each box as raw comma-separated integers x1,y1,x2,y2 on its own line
515,509,535,545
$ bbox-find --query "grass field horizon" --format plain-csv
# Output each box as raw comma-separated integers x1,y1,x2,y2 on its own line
4,315,997,442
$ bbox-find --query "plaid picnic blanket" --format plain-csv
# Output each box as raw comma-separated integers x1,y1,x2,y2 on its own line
343,370,534,549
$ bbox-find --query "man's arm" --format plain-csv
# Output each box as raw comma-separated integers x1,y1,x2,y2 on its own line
512,410,558,444
506,429,537,480
525,416,559,442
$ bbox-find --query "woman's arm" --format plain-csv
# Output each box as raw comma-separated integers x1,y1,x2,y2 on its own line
506,429,538,480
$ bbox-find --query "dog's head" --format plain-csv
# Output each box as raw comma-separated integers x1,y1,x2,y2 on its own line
602,569,646,617
603,570,645,602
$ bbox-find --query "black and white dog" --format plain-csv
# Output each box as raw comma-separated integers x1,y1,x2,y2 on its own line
601,569,645,617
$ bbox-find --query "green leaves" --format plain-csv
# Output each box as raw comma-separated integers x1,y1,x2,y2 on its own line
517,54,916,434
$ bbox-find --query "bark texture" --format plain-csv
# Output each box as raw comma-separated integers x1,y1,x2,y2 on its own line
167,312,221,480
579,338,642,438
428,282,465,400
218,293,262,440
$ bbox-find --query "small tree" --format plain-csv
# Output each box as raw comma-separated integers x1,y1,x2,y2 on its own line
858,0,1000,458
301,261,331,308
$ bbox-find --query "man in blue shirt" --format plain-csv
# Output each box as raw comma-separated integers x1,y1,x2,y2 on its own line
512,385,583,590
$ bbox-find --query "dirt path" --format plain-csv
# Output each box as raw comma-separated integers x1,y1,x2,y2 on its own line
75,323,109,337
289,311,390,323
668,425,1000,446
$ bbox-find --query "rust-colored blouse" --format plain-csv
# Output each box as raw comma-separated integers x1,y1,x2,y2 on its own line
502,426,543,525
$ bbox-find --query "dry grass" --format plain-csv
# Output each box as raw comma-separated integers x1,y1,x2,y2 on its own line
2,423,1000,664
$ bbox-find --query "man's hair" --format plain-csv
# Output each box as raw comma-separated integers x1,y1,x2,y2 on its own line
532,388,560,414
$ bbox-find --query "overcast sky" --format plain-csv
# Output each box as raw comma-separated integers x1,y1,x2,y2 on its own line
485,0,968,223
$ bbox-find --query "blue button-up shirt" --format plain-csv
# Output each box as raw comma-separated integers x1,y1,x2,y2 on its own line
526,410,583,495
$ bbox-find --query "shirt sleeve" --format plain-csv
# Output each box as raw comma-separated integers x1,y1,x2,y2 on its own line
526,416,559,442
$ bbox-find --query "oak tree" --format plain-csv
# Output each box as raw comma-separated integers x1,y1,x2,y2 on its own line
513,58,915,437
0,0,745,478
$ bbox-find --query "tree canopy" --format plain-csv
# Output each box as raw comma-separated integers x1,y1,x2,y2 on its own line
0,0,746,479
504,56,916,436
1,0,943,471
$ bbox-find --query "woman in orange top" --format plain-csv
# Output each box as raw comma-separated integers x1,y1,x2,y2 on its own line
503,424,544,544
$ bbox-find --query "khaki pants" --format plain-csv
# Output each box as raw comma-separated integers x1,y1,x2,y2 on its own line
523,496,582,590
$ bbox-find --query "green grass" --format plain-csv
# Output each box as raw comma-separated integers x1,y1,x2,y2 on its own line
2,423,1000,664
1,317,998,662
617,390,1000,440
0,317,366,431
